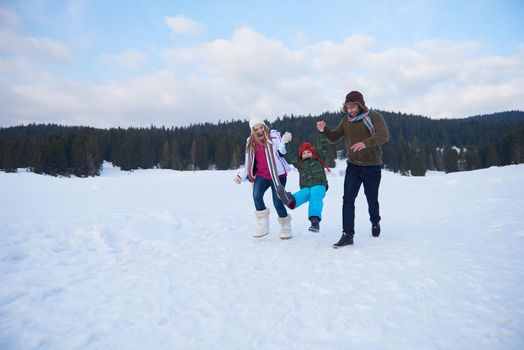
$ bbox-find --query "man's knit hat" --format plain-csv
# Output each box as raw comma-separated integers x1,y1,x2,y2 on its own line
249,116,267,129
344,91,368,112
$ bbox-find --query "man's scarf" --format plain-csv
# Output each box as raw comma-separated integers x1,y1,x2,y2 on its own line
347,111,375,135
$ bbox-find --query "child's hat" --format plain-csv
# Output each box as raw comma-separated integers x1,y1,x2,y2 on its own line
297,142,331,172
249,116,267,129
299,142,316,158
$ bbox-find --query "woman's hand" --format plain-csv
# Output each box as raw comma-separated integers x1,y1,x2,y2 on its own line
281,132,292,144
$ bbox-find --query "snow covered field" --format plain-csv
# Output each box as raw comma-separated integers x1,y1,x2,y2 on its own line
1,161,523,349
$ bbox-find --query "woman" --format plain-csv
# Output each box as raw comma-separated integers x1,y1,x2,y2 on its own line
234,116,293,239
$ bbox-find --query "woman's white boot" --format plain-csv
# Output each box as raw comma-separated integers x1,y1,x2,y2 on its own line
253,208,270,238
278,215,292,240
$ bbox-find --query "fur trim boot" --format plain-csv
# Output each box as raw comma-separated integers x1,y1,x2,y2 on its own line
253,208,270,238
278,215,292,240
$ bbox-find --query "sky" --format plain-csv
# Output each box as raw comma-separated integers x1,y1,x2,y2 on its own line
1,0,523,128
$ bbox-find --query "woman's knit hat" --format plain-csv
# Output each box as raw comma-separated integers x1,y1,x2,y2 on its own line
249,116,267,129
344,91,368,112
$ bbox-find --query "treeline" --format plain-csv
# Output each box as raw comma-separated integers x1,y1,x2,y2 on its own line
0,110,523,177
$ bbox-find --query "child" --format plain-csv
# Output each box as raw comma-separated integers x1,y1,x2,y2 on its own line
277,142,330,232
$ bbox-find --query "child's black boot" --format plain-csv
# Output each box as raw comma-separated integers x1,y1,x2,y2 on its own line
308,216,320,232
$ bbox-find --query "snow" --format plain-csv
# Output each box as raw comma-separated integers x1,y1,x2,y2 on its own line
1,161,523,349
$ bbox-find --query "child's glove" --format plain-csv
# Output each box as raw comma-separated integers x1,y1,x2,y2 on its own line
233,175,242,184
281,132,292,144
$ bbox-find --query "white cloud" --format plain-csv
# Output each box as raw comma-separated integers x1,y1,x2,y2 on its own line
308,35,375,75
191,28,305,82
0,30,73,64
358,41,524,117
99,49,149,72
165,16,204,37
0,6,73,64
1,27,523,128
0,56,50,82
0,6,20,31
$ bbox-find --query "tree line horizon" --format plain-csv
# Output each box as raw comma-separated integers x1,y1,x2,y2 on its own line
0,109,523,177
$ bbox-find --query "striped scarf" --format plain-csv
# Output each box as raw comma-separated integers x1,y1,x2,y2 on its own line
247,136,283,187
264,140,283,188
347,111,375,135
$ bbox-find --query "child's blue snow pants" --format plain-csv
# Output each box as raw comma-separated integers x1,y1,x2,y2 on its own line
292,185,326,219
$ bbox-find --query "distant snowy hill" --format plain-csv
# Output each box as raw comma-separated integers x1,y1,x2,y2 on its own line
1,161,523,349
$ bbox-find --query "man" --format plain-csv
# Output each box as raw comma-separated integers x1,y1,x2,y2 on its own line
316,91,389,248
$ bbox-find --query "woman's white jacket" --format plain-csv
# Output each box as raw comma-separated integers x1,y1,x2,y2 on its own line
237,129,292,184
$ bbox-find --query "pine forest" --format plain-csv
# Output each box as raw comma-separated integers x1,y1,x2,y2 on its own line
1,110,523,177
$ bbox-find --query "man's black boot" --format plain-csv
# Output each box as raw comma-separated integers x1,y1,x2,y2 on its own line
333,231,354,248
372,222,381,237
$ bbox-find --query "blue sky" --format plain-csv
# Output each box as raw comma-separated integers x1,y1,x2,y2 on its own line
1,0,523,127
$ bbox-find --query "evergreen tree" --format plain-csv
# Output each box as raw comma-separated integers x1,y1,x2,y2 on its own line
465,145,481,170
424,144,436,171
137,132,155,169
325,143,336,167
44,134,68,176
315,134,327,160
214,140,229,170
0,139,15,172
190,139,197,171
434,148,445,171
383,142,399,172
118,131,135,171
30,138,44,174
443,146,459,173
230,145,243,170
410,151,427,176
70,134,89,176
86,133,102,175
399,152,409,176
195,136,209,170
514,126,524,164
159,140,170,169
499,133,514,165
485,144,501,167
458,148,467,171
170,139,183,170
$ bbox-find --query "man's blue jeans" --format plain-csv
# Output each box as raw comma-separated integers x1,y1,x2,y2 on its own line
343,163,382,233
